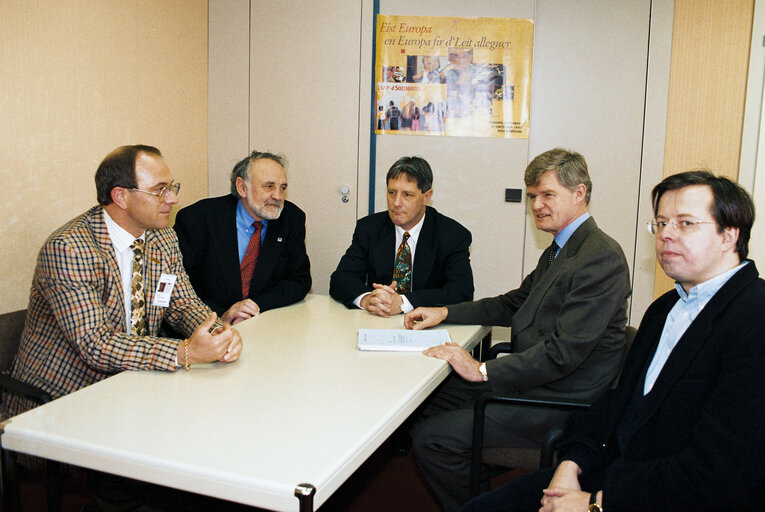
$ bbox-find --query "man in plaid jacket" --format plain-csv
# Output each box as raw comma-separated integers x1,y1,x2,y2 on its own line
4,145,242,421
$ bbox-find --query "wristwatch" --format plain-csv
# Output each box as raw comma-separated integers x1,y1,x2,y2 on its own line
478,362,488,382
587,492,602,512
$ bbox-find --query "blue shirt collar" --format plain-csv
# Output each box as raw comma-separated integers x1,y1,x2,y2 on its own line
553,212,589,251
674,261,747,304
236,198,268,233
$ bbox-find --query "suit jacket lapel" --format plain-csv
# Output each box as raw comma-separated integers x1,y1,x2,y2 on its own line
91,207,130,332
512,218,597,332
412,209,435,290
144,229,165,334
214,198,243,303
633,263,757,430
249,217,285,293
374,217,397,284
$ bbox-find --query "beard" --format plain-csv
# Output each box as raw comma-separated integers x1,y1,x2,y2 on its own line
251,200,284,220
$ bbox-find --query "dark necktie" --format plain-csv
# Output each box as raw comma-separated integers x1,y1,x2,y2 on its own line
129,239,147,335
392,232,412,293
547,240,559,266
240,221,263,299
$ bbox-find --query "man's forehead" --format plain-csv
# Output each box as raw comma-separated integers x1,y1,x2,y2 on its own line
251,159,286,182
135,153,171,186
527,172,565,194
658,184,713,213
387,174,419,189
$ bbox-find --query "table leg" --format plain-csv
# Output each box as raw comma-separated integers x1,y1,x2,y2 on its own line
1,445,20,512
294,482,316,512
472,331,492,361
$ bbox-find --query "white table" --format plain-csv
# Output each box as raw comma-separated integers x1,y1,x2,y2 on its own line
2,294,489,511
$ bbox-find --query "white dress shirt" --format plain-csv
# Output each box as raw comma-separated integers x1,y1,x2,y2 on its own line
353,212,427,313
103,209,146,329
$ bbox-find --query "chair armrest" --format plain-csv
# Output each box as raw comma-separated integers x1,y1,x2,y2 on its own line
469,392,591,497
488,342,513,359
0,374,52,405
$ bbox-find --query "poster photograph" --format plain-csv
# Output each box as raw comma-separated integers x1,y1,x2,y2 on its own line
374,15,534,138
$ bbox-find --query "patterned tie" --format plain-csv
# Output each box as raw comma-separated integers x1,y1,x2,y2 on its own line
392,232,412,293
547,240,559,266
240,221,263,299
130,239,147,336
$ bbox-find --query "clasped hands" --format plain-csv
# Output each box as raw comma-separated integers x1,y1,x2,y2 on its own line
178,313,243,367
538,460,595,512
360,281,404,317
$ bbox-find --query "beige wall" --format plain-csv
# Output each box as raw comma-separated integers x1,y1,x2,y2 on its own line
209,0,673,332
0,1,209,313
654,0,755,295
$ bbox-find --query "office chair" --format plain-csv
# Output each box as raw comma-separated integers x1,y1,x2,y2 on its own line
0,309,61,512
468,326,637,498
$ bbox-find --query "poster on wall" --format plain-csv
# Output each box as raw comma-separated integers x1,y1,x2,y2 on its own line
374,15,534,138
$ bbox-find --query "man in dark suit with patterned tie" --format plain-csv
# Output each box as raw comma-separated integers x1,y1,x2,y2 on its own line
404,148,631,512
174,150,311,325
330,156,474,317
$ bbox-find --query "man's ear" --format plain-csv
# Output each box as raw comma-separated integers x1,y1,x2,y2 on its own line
235,177,248,198
110,187,129,209
424,189,434,205
722,226,740,252
575,183,587,203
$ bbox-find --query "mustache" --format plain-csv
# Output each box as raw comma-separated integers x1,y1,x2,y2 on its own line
264,200,282,207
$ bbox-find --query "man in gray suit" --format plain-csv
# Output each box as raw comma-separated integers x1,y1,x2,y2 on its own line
404,147,631,512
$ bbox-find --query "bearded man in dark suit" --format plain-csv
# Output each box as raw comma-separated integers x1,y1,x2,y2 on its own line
174,150,311,325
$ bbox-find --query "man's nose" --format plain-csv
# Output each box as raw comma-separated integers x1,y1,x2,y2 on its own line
660,220,679,239
164,190,179,205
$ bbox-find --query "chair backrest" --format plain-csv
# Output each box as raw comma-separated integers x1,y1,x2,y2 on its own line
0,310,27,373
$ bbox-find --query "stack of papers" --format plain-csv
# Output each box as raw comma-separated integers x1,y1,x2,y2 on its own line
357,329,451,352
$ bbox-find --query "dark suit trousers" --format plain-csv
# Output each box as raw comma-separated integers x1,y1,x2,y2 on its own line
461,468,555,512
411,375,568,512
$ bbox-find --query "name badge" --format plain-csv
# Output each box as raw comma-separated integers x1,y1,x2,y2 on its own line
152,273,177,307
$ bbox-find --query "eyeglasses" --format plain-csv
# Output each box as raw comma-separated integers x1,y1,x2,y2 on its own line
646,218,716,235
128,182,181,200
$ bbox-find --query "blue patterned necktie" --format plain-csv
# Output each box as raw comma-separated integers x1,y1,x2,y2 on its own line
392,232,412,293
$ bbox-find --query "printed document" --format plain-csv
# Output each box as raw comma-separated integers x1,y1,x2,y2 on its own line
357,329,451,351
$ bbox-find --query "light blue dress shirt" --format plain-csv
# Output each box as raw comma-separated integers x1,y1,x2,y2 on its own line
552,212,590,257
643,261,747,394
236,199,269,263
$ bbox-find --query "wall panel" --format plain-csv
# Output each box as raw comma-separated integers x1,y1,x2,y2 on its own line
0,0,209,312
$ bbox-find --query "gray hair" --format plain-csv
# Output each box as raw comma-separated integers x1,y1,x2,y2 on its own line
230,150,287,196
524,147,592,205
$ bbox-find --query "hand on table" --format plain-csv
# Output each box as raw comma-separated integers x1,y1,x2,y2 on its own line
221,299,260,325
404,306,448,330
422,342,483,382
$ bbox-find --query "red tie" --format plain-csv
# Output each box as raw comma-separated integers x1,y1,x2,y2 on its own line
240,221,263,299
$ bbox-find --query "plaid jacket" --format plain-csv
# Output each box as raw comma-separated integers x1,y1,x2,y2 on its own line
4,206,214,419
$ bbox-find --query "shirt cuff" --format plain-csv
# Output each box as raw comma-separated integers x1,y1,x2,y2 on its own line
353,292,370,309
400,295,413,313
